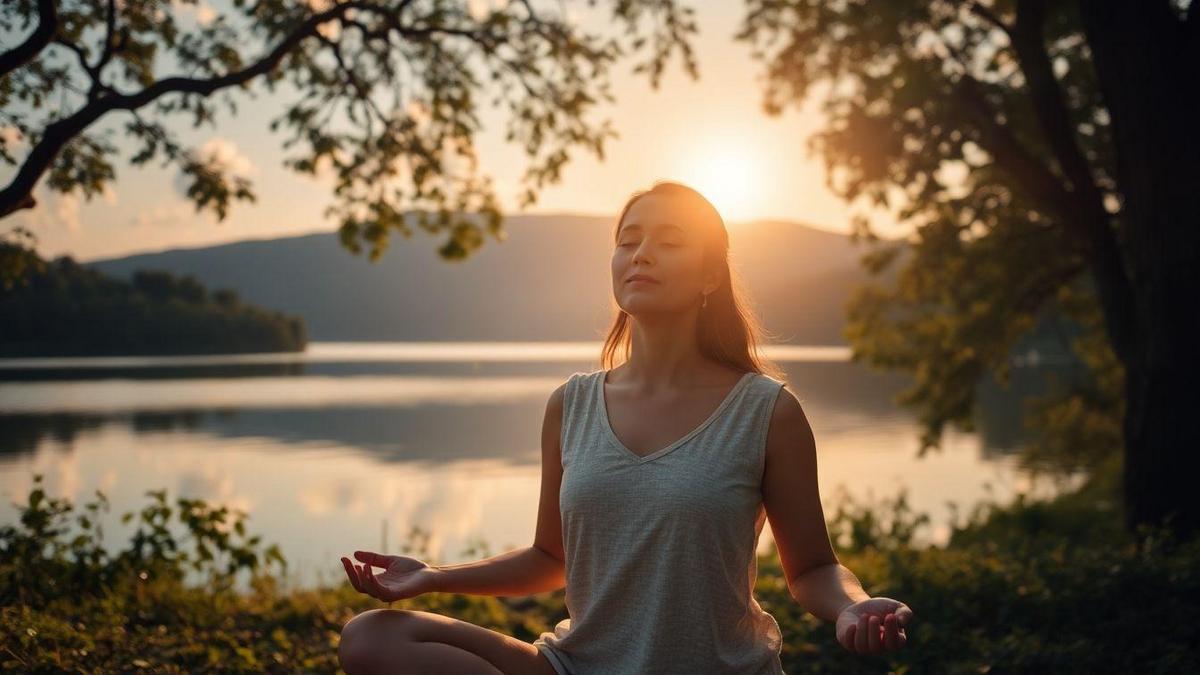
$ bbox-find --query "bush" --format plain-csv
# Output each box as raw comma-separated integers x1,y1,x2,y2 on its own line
3,459,1199,673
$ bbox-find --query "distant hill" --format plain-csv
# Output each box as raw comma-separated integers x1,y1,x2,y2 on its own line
85,214,902,344
0,254,306,357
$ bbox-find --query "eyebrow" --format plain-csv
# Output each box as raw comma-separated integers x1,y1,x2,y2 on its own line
619,222,685,235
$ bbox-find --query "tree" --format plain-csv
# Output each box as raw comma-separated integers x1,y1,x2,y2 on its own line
735,0,1200,538
0,0,699,261
0,225,44,290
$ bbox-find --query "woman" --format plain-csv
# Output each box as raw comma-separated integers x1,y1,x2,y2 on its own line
337,181,914,674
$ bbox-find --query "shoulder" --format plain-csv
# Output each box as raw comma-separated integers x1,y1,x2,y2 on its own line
749,372,790,405
546,370,593,411
760,380,815,458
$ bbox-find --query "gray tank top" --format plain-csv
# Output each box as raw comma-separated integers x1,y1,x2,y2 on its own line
533,369,787,675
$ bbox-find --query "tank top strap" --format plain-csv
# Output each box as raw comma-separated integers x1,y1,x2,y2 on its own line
730,372,787,480
559,370,596,468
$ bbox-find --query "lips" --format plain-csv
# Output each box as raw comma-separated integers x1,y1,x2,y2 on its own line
627,274,660,284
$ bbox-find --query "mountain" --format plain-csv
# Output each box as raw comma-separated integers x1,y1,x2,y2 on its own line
85,213,898,344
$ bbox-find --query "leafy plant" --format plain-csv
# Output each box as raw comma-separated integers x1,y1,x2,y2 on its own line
0,473,286,608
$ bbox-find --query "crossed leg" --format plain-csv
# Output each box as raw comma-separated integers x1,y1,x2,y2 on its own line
338,608,561,675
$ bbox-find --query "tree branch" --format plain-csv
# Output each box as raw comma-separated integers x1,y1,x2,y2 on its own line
0,0,58,80
1010,0,1105,208
965,0,1015,42
1010,0,1134,358
1010,256,1087,318
931,25,1074,221
90,0,121,99
939,53,1076,223
0,1,363,218
0,0,551,218
313,31,385,137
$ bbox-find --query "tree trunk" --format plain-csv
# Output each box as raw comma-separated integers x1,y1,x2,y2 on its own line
1078,1,1200,540
1123,269,1200,540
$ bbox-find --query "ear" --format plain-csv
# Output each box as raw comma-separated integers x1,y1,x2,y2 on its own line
702,272,722,295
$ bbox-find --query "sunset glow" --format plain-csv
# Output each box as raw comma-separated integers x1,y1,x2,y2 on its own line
677,142,764,224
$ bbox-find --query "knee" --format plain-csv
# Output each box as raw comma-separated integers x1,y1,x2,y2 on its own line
339,608,420,674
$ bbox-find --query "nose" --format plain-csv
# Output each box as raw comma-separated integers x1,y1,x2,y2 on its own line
631,241,653,265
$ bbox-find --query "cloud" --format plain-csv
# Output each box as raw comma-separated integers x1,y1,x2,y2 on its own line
55,191,81,232
306,145,351,184
8,183,83,233
170,137,258,202
0,125,25,152
406,99,431,125
169,0,217,26
304,0,343,39
468,0,511,21
129,200,197,229
467,0,491,21
196,137,259,179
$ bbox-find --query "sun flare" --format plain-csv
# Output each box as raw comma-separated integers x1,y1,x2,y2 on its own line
677,143,763,224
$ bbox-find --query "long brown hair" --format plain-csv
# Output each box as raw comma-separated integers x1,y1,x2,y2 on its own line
599,180,789,385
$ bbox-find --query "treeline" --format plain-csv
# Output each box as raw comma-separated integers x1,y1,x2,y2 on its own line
0,246,306,357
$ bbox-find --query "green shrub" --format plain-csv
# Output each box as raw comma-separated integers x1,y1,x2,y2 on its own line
3,459,1199,673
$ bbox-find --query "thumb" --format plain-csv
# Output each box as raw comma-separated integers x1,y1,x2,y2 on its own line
893,603,914,627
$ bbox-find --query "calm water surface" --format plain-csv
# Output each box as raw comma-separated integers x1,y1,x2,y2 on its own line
0,342,1077,590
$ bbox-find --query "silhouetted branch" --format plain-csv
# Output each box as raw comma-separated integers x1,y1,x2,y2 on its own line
1009,0,1133,352
965,0,1015,42
0,0,57,80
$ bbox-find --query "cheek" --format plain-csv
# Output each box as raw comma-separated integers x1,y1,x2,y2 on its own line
611,251,629,280
658,252,705,288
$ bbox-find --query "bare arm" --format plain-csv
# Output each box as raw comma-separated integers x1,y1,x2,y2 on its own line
761,388,869,621
427,380,568,596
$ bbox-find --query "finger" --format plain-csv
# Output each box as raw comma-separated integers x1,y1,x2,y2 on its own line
841,623,857,652
867,615,882,653
883,614,900,651
357,563,382,600
894,604,914,627
354,550,389,568
855,613,870,653
341,557,364,593
355,563,376,597
363,560,389,600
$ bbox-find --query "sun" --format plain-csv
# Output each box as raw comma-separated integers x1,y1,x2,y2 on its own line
677,143,763,224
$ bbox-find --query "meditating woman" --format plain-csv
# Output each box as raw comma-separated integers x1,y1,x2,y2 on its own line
336,180,914,674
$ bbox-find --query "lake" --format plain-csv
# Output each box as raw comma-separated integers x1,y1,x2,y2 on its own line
0,342,1079,591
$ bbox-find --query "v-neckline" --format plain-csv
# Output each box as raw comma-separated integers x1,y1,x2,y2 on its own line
597,370,755,464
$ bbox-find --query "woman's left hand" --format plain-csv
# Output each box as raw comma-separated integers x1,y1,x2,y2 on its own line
835,597,913,655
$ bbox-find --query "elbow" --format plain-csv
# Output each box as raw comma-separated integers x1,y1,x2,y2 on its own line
786,558,840,592
531,543,567,592
785,559,842,606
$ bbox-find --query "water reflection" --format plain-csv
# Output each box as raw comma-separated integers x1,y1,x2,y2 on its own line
0,343,1076,590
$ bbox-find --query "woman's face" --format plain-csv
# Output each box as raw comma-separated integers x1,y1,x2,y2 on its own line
612,193,713,316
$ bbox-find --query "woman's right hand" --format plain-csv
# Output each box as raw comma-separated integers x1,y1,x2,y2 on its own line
340,550,439,602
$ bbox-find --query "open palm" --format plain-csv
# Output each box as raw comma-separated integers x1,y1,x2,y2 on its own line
836,596,913,655
339,550,437,602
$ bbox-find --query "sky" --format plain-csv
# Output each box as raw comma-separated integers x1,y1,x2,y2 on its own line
2,0,904,262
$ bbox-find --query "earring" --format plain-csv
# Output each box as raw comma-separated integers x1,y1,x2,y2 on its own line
701,292,708,309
